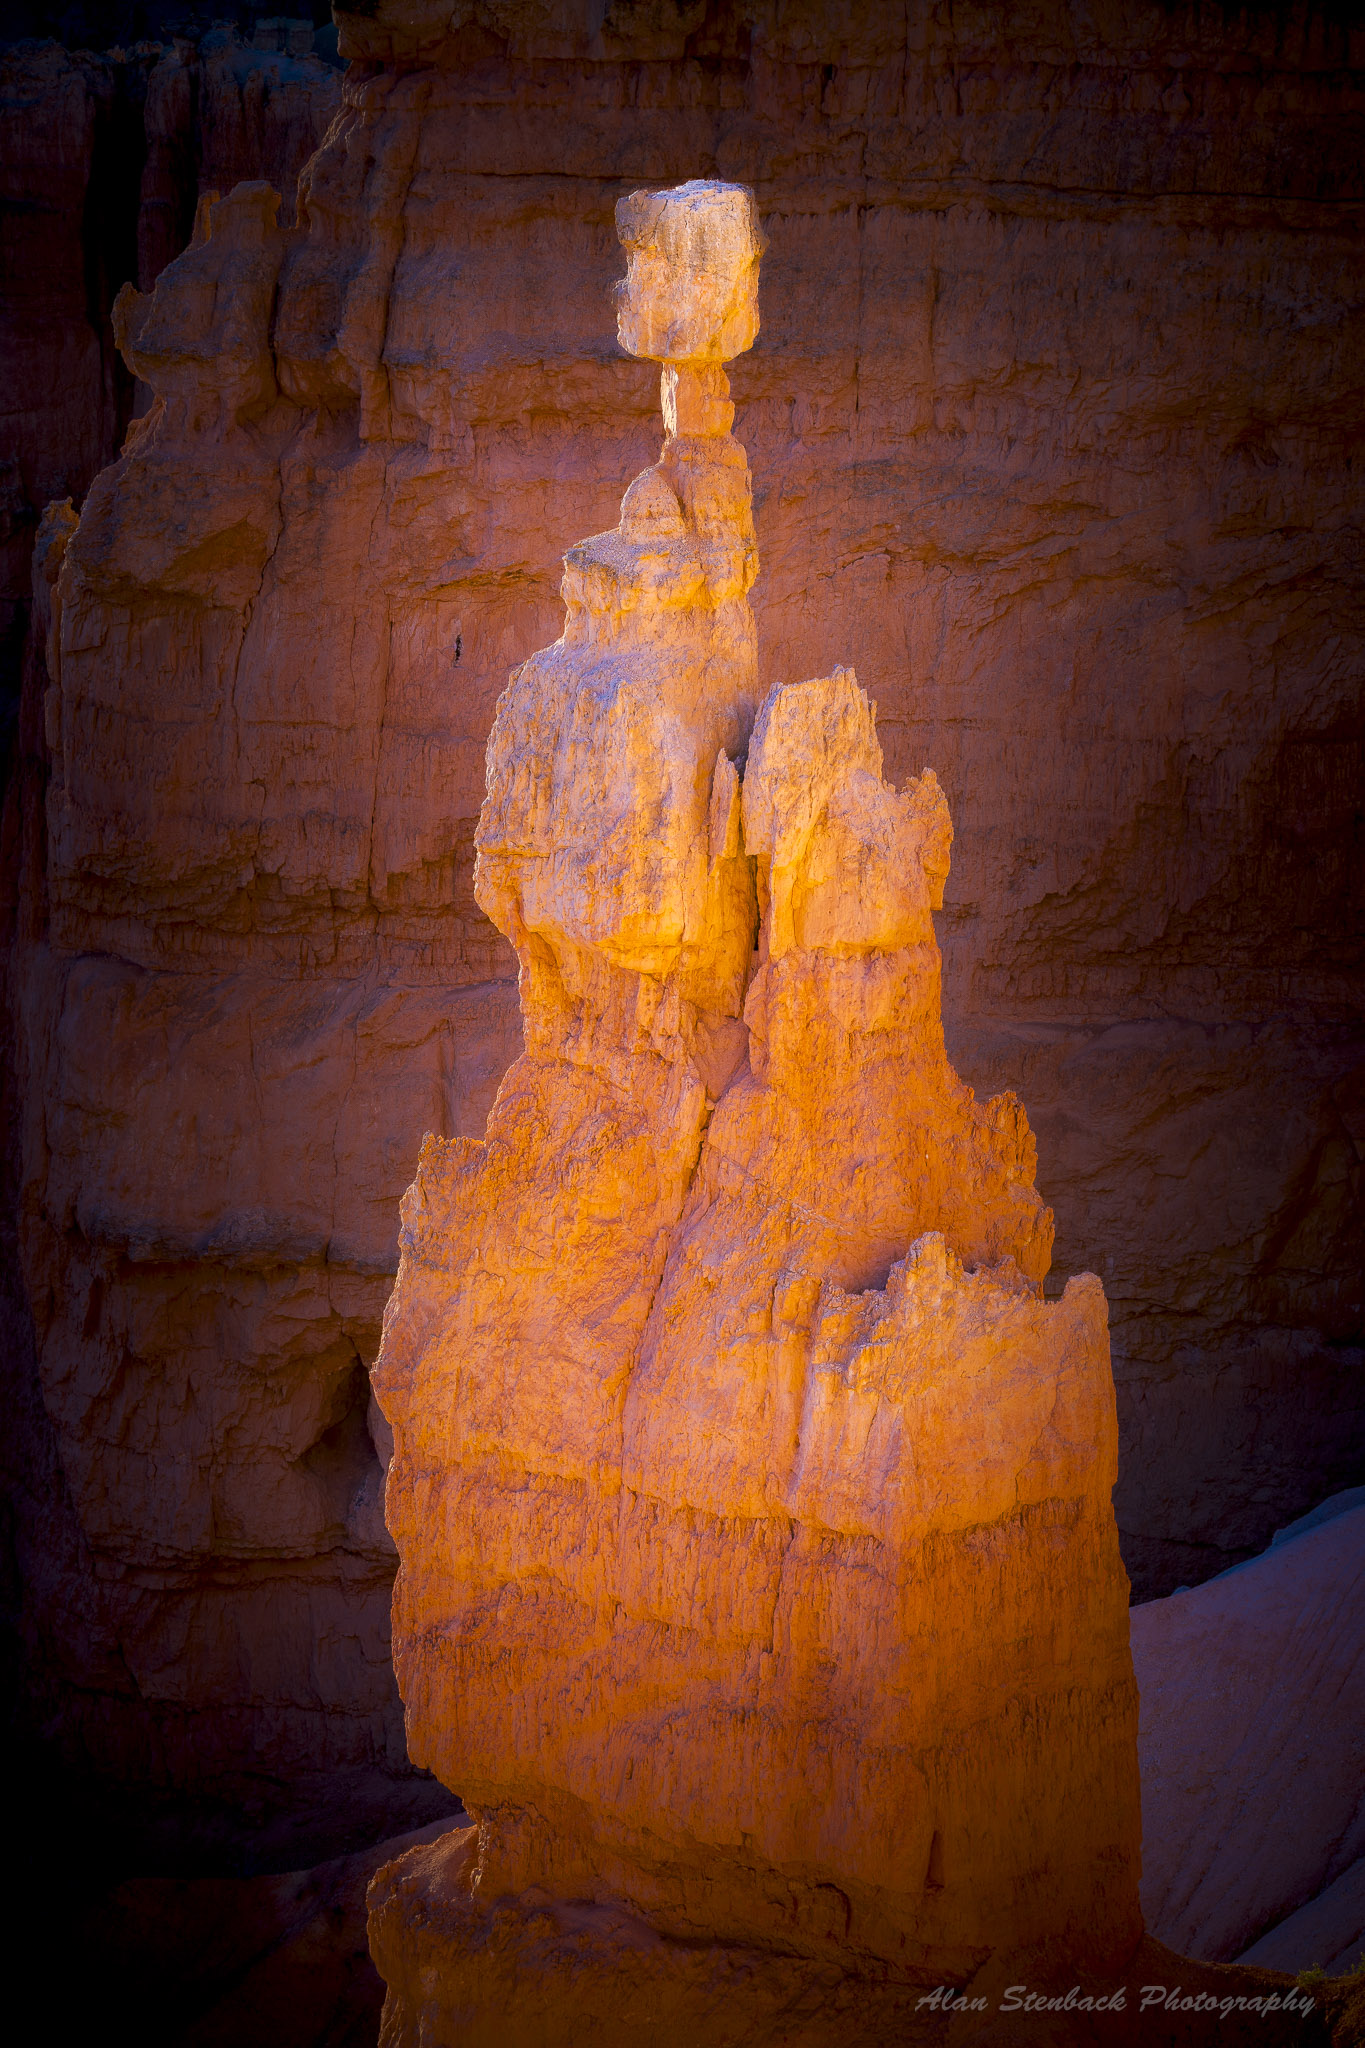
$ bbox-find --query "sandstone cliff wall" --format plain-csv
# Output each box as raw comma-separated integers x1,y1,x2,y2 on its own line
0,30,341,726
3,0,1362,1867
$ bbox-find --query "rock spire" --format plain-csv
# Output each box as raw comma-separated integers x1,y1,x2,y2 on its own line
370,178,1141,2040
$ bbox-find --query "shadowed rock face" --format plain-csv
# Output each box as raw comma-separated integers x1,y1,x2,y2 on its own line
367,174,1142,2039
2,0,1361,1873
0,31,342,724
1135,1499,1365,1969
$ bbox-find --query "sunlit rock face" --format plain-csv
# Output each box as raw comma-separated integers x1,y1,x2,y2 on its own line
368,179,1142,2039
5,0,1361,1871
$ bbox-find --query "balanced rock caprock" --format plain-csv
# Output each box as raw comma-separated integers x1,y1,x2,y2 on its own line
369,180,1143,2044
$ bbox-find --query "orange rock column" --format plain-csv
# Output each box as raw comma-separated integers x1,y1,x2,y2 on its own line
370,180,1142,2042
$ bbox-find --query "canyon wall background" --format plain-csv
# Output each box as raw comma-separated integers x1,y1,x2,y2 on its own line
2,0,1362,1878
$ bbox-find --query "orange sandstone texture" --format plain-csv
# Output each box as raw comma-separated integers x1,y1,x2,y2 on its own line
8,170,506,1861
369,180,1142,2039
5,0,1362,1870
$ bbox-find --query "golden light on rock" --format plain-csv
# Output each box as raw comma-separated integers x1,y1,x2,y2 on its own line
368,181,1143,2039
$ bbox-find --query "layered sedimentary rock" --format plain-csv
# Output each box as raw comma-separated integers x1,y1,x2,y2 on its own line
7,171,499,1861
369,178,1142,2039
5,0,1362,1878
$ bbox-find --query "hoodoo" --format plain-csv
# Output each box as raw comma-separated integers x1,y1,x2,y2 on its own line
369,181,1142,2039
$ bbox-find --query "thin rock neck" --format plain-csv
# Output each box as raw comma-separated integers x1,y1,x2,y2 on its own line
661,362,734,440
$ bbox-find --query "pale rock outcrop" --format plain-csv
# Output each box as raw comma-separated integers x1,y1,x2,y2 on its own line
369,179,1142,2041
1133,1499,1365,1966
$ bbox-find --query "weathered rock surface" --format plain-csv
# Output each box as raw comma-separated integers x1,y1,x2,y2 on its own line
4,0,1363,1885
0,29,340,734
368,1829,1335,2048
6,168,489,1861
1133,1499,1365,1966
368,174,1141,2039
